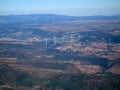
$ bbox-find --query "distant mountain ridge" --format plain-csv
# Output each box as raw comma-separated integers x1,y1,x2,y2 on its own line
0,14,120,24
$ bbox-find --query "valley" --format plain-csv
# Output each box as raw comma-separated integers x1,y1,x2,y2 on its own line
0,14,120,90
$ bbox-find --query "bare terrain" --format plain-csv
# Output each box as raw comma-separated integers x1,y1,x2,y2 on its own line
0,14,120,90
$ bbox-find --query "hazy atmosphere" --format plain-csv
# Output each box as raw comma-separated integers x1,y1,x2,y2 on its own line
0,0,120,90
0,0,120,16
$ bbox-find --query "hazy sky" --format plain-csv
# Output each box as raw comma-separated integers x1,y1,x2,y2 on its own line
0,0,120,16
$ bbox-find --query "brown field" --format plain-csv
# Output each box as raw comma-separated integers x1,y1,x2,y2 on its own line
107,64,120,74
0,58,17,63
10,64,64,78
71,61,101,74
38,19,120,32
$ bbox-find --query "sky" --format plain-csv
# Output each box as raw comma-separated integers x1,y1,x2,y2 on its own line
0,0,120,16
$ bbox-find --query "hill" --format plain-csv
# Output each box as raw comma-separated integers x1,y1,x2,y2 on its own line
0,14,120,90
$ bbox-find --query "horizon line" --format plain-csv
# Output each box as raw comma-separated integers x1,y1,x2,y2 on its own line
0,13,120,17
